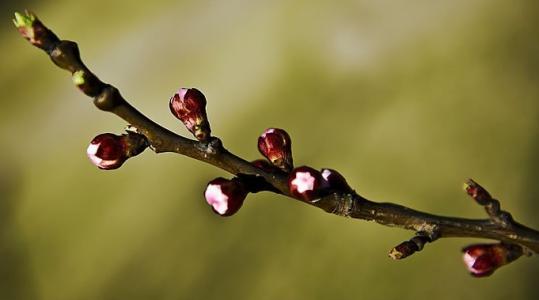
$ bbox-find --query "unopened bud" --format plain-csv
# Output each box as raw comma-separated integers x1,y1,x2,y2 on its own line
320,168,352,193
463,179,492,205
13,11,36,42
86,130,148,170
288,166,323,202
13,11,59,51
169,88,211,141
87,133,127,170
462,243,522,277
204,178,248,216
258,128,293,172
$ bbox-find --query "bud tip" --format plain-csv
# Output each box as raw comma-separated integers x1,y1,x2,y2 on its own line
13,11,35,28
72,70,85,85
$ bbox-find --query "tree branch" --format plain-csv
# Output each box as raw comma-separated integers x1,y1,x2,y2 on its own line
14,11,539,276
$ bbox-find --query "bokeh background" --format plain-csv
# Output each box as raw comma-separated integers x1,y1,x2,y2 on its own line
1,0,539,299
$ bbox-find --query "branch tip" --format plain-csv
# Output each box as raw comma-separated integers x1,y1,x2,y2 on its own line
13,11,35,28
463,178,492,205
389,234,431,260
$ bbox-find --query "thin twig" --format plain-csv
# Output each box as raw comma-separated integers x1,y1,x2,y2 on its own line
14,11,539,271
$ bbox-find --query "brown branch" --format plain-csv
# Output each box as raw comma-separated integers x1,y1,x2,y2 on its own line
14,11,539,275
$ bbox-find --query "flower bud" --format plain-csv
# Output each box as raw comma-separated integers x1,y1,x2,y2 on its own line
204,178,248,216
13,11,36,42
288,166,323,201
169,88,211,141
320,168,352,193
463,179,492,205
13,11,59,51
258,128,293,172
86,133,127,170
86,130,148,170
71,70,103,97
462,243,522,277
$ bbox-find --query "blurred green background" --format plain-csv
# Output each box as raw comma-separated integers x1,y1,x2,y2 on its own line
1,0,539,299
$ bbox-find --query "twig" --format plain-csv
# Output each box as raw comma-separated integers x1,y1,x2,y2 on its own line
13,11,539,276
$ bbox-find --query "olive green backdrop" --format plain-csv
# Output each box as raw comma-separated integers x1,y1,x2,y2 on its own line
1,0,539,299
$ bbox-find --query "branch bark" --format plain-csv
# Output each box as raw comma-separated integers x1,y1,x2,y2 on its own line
13,11,539,270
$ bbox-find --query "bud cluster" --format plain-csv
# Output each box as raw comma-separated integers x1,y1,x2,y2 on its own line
288,166,351,202
254,128,352,202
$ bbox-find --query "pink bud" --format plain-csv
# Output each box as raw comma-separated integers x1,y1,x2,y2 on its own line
258,128,293,172
462,243,518,277
169,88,211,141
204,178,248,217
320,168,352,193
87,133,127,170
288,166,322,201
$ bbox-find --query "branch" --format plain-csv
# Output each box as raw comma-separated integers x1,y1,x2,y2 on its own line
14,11,539,277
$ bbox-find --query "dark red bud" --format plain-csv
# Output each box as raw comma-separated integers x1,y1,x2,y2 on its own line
258,128,293,172
320,168,352,193
204,177,248,216
463,179,492,205
86,133,127,170
169,88,211,141
462,243,520,277
288,166,322,202
86,131,148,170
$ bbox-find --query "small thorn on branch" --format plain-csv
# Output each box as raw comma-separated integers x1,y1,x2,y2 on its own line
389,233,433,260
463,179,513,226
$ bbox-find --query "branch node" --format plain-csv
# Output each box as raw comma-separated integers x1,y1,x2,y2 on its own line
196,137,223,156
497,211,514,228
50,40,83,72
331,193,354,217
72,69,105,97
94,85,125,112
